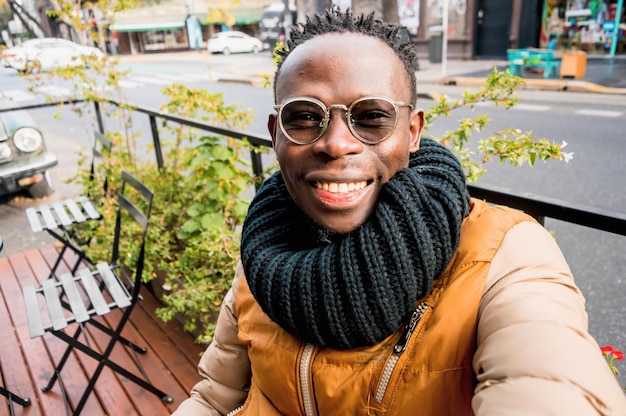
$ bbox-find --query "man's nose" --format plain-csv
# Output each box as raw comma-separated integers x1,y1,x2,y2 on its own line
312,107,363,157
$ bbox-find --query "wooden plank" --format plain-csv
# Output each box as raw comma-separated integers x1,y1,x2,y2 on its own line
137,285,205,368
0,257,39,415
22,285,45,338
24,207,43,233
60,273,89,323
20,248,120,415
64,198,87,223
2,245,206,415
73,321,141,415
42,279,67,331
78,268,110,316
132,286,204,393
39,205,59,231
96,262,131,308
97,307,184,413
51,202,73,227
78,196,100,220
2,251,80,415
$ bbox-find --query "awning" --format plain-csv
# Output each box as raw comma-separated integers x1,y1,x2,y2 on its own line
200,8,263,25
110,16,186,33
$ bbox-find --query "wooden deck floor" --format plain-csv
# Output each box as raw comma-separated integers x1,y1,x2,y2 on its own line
0,243,205,416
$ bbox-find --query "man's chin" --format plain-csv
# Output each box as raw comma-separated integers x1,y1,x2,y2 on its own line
309,215,364,242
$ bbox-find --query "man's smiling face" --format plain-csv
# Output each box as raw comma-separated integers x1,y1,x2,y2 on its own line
268,32,424,234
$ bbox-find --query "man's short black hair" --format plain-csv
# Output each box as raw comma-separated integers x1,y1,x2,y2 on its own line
274,7,419,104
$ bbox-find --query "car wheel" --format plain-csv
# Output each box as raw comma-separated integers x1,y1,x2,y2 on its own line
28,171,55,199
252,45,260,53
222,48,231,56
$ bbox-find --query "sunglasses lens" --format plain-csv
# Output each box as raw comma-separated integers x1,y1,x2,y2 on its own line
279,100,326,144
278,97,402,145
349,98,398,144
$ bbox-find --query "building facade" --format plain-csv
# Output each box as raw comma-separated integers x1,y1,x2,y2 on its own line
349,0,623,60
7,0,624,58
109,0,623,58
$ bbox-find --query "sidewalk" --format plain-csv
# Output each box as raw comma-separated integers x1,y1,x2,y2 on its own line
118,50,626,95
423,55,626,95
232,54,626,95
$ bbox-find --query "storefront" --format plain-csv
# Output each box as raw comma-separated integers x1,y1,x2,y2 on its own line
110,17,189,54
109,7,263,55
200,8,263,38
540,0,626,55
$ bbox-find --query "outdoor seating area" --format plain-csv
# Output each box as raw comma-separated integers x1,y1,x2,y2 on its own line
507,48,561,79
24,130,112,280
0,241,204,415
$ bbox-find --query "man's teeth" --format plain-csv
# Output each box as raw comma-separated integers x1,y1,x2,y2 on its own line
314,181,367,193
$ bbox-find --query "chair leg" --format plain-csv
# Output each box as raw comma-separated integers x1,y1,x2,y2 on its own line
60,295,148,353
48,243,69,279
59,296,147,354
42,326,82,392
86,319,147,353
44,227,92,280
50,308,172,416
0,385,31,416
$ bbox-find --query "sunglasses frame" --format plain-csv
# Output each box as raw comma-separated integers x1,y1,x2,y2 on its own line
273,95,414,145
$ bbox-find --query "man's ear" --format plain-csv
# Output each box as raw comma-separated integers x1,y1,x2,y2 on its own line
268,113,278,148
409,109,424,152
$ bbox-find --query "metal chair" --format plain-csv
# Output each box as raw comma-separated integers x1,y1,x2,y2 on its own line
25,130,112,279
0,236,32,416
21,171,172,416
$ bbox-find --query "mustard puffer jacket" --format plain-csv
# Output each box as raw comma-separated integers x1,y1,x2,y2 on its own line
172,199,626,415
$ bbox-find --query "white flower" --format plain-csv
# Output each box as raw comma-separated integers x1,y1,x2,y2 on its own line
560,140,568,148
562,152,574,163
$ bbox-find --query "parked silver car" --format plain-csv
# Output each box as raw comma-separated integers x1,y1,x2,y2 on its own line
0,97,57,198
208,31,263,55
1,37,104,73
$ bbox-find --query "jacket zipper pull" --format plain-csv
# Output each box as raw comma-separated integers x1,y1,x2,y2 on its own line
393,302,428,354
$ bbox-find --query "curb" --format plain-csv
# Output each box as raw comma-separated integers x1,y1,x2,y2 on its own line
437,76,626,95
417,91,444,101
216,73,626,96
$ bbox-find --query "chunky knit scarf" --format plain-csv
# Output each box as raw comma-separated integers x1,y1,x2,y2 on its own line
241,138,471,350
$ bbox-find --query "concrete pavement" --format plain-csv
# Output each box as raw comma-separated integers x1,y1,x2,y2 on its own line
118,50,626,95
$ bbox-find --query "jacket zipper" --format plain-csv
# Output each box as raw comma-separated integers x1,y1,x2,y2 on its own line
226,405,244,416
374,302,429,402
300,343,316,416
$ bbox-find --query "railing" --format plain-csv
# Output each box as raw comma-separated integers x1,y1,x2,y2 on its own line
3,98,625,237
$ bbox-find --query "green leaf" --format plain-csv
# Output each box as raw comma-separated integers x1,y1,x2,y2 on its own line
200,212,225,229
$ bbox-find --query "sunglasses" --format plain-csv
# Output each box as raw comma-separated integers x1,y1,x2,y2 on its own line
273,96,414,145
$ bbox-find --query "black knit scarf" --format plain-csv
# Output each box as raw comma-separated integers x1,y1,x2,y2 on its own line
241,138,471,350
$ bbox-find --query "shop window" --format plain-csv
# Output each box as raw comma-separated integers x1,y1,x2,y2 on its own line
143,29,188,51
544,0,625,54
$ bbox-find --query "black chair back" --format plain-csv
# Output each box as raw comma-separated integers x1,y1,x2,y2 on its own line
111,170,153,299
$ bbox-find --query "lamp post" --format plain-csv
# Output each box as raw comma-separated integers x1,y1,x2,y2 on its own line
283,0,293,41
609,0,624,56
441,0,448,76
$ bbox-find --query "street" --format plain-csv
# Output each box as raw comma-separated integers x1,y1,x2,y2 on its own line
0,51,625,385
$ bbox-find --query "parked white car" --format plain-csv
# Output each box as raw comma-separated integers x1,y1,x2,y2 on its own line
1,38,104,73
208,31,263,55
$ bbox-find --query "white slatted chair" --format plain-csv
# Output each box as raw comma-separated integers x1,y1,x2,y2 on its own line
22,171,172,416
25,130,112,279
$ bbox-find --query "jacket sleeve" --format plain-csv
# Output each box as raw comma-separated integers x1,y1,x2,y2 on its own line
472,221,626,415
172,261,251,416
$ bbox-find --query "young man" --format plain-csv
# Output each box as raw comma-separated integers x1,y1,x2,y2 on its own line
173,9,626,415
